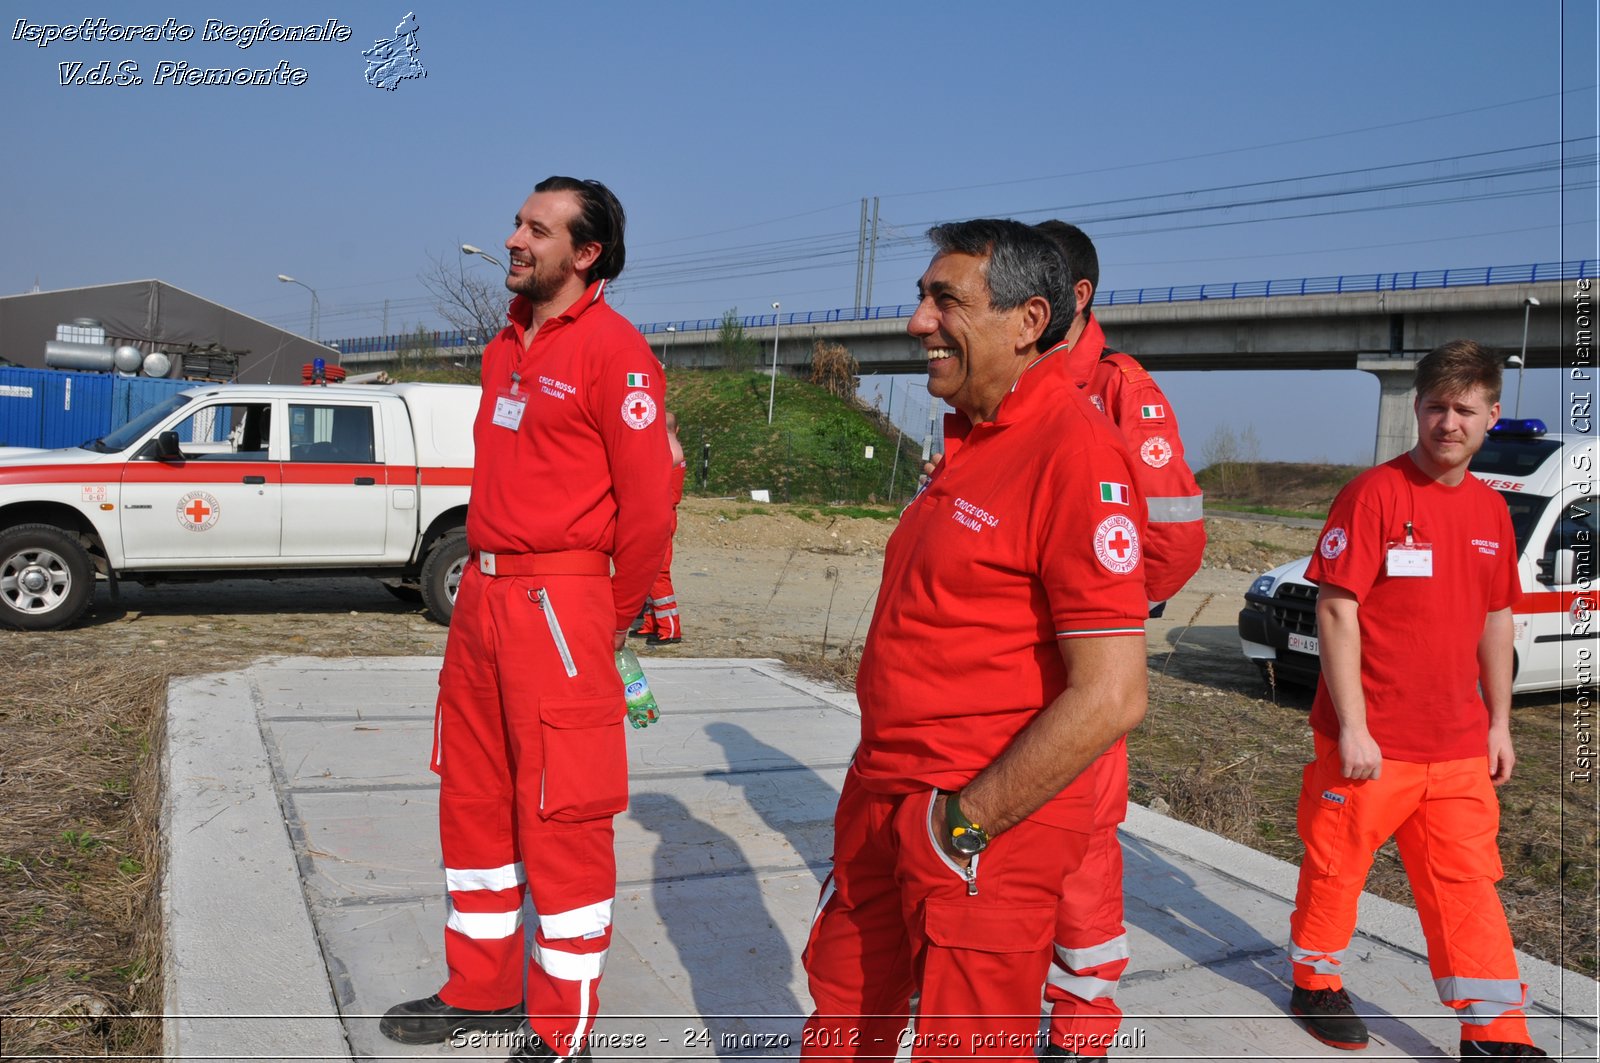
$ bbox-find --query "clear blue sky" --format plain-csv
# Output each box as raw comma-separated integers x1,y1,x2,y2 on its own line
4,1,1595,463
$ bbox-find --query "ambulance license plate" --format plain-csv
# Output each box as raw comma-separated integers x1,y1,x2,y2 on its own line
1288,632,1320,656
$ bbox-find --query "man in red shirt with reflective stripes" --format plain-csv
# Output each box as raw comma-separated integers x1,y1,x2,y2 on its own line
382,176,673,1062
1288,340,1545,1059
801,219,1149,1062
1031,221,1207,1061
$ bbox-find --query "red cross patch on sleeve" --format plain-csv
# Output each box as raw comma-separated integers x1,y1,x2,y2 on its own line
621,390,658,430
1140,436,1172,468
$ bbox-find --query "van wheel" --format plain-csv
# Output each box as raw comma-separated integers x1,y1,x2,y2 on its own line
420,532,468,625
0,524,95,631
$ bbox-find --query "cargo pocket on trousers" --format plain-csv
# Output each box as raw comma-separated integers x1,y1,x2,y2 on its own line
538,695,628,822
923,899,1055,953
1297,767,1354,877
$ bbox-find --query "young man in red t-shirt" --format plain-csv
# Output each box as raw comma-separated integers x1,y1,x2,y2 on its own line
1287,340,1545,1059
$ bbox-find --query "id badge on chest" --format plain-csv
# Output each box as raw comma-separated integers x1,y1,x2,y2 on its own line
492,373,527,431
1385,540,1433,577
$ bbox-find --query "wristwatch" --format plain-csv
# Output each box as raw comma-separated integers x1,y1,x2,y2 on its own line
944,791,990,856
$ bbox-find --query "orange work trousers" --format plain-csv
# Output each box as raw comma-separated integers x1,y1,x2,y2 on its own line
1289,732,1531,1046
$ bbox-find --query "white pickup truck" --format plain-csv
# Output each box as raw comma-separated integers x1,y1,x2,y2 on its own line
0,382,478,630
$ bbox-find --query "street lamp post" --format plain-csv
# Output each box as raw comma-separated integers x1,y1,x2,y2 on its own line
664,324,676,367
277,274,320,342
460,243,506,271
1515,296,1540,418
767,302,781,425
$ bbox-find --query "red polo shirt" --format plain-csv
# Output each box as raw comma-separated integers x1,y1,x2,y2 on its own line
853,351,1148,828
467,281,673,630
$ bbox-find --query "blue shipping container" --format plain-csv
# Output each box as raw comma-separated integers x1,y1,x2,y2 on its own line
113,374,191,428
0,367,115,450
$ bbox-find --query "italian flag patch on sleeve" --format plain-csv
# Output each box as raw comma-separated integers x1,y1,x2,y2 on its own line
626,372,650,388
1099,482,1130,505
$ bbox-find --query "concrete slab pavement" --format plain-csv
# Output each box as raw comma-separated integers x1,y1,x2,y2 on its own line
164,656,1597,1062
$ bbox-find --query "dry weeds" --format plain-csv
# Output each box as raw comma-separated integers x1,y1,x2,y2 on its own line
0,659,168,1057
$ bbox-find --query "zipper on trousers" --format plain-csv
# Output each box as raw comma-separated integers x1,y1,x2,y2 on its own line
533,587,579,677
925,791,979,896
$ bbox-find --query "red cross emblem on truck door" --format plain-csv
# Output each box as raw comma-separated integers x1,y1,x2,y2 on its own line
175,491,221,531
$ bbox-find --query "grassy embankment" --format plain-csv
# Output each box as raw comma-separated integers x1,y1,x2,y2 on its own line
403,364,928,505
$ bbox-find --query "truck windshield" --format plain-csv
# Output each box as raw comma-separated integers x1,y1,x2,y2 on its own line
1498,491,1549,555
86,394,194,453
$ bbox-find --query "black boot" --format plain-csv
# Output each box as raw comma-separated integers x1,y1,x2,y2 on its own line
1459,1040,1549,1058
1289,985,1369,1050
378,993,523,1045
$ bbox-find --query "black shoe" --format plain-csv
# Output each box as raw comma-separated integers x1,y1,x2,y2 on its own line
1460,1041,1548,1058
1040,1044,1107,1062
1290,985,1369,1050
507,1026,594,1061
645,633,681,645
378,993,523,1045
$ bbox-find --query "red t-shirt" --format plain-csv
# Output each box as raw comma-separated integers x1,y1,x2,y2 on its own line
1306,455,1521,762
852,353,1148,828
1057,315,1205,602
468,281,673,630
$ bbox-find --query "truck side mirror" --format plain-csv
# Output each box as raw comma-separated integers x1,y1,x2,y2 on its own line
155,431,184,462
1540,548,1578,585
1553,548,1578,586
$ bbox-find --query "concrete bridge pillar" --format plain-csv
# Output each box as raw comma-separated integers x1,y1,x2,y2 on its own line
1357,353,1419,465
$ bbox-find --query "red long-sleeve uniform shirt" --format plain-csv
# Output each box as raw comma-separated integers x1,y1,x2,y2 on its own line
1057,314,1205,602
467,281,672,630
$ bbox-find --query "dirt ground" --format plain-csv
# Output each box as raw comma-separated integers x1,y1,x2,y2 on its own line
0,497,1589,1057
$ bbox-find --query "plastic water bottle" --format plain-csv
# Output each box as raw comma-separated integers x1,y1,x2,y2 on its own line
615,647,660,729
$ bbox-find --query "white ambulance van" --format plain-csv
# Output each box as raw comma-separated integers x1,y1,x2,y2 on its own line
1238,419,1595,694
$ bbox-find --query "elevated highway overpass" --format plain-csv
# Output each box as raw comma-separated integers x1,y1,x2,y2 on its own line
643,277,1575,462
331,261,1590,463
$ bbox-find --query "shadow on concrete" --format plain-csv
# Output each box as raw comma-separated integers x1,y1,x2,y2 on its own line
631,792,802,1057
1121,835,1439,1058
702,721,841,882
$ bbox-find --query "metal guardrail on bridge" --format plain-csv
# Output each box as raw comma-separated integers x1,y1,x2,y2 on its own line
327,260,1595,354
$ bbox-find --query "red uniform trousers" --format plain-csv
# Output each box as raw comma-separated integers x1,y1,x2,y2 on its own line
803,766,1090,1062
646,507,681,640
1043,740,1129,1054
1289,733,1532,1046
431,561,629,1056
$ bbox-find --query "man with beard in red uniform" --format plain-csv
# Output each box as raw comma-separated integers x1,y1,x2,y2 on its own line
801,219,1149,1062
1032,221,1206,1061
382,176,672,1062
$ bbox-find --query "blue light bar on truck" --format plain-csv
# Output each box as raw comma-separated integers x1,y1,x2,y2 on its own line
1489,418,1547,437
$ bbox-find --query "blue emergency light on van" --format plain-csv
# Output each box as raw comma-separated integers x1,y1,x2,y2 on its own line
1490,417,1546,437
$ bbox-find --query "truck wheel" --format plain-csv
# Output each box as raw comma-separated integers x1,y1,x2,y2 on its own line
0,524,95,631
420,532,468,625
